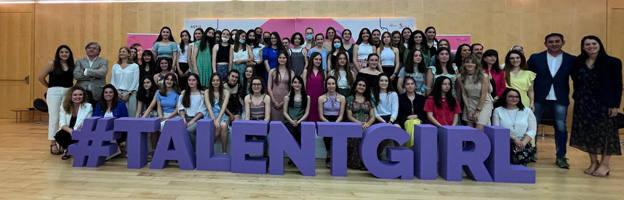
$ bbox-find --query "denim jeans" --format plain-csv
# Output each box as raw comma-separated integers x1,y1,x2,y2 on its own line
533,101,568,158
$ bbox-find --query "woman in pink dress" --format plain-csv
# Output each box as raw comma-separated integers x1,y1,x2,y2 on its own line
303,52,325,122
268,51,293,121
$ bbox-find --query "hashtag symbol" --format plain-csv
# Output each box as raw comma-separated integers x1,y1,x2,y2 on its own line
68,117,120,167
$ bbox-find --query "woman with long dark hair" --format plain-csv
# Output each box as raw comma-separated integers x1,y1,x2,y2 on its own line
93,84,129,156
346,78,376,170
38,44,75,155
262,32,285,80
482,49,506,99
268,51,293,121
191,27,214,86
178,73,207,144
205,74,230,153
153,26,178,61
176,30,193,90
135,76,158,117
303,52,325,122
139,50,157,79
398,49,430,95
329,51,355,96
504,50,535,108
426,47,457,95
283,76,311,145
570,35,622,177
224,70,243,122
353,28,373,71
424,76,461,126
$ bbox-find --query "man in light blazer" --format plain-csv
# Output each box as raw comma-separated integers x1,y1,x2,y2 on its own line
527,33,576,169
74,42,108,103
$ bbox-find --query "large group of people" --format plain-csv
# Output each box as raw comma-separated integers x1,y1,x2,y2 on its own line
38,25,622,177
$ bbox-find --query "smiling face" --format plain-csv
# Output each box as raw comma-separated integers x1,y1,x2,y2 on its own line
245,66,254,79
103,87,115,102
187,75,198,89
59,47,71,61
326,78,337,92
194,30,203,41
368,55,379,68
291,78,302,91
228,72,239,85
509,53,522,67
484,55,497,66
438,41,449,49
71,89,84,104
582,38,600,56
181,31,190,43
413,50,423,64
337,54,348,66
327,29,336,39
312,54,322,68
159,59,169,71
463,57,477,72
355,80,367,94
413,33,423,44
545,35,564,53
460,46,471,58
86,44,100,57
404,78,416,93
342,30,352,41
402,29,412,41
315,35,324,47
118,48,129,60
506,90,520,107
278,53,288,65
211,75,220,89
142,78,153,90
425,28,436,40
438,50,450,63
164,75,175,88
161,28,171,40
282,38,290,48
379,75,389,90
252,79,263,94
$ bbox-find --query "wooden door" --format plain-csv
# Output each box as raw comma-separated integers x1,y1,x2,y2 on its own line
0,12,33,119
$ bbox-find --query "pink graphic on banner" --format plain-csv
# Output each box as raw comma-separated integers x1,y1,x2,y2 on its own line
260,18,347,42
437,35,472,52
127,33,159,50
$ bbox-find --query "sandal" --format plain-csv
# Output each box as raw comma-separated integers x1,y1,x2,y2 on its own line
50,142,61,155
61,149,72,160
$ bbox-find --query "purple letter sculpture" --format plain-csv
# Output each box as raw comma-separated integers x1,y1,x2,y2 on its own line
484,126,536,183
438,126,493,182
114,117,159,169
69,117,119,167
361,124,414,179
268,122,316,176
196,119,230,171
149,119,196,170
412,124,438,180
317,122,363,176
231,120,268,174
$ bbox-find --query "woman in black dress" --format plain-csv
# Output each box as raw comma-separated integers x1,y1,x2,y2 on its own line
570,35,622,177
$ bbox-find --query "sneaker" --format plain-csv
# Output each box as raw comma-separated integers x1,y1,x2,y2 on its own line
556,157,570,169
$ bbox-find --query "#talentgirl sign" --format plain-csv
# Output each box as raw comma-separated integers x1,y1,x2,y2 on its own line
68,117,535,184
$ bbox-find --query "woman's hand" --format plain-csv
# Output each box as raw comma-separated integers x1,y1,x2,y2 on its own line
609,108,619,117
213,119,220,128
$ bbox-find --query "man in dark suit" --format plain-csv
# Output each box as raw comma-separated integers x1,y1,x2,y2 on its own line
74,42,108,104
527,33,576,169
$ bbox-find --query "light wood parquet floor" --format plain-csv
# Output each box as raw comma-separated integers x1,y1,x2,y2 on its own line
0,119,623,200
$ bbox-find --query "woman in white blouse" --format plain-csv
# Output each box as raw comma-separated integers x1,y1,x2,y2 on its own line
111,47,140,116
54,86,93,160
492,88,537,165
178,73,207,144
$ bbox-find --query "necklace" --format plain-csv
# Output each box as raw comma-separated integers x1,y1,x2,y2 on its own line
508,108,520,129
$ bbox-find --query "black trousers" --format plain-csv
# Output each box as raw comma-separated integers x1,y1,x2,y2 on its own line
54,130,76,149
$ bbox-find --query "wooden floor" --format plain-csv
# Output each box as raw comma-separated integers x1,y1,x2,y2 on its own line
1,119,623,200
